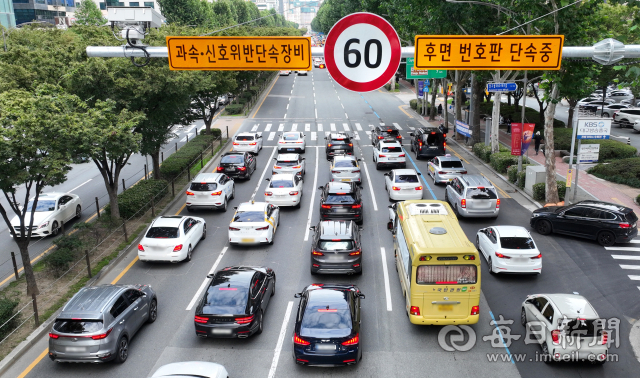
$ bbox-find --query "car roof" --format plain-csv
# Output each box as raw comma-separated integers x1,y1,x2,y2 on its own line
152,361,227,378
60,285,128,318
392,168,418,175
271,173,295,181
333,154,356,161
193,173,223,183
460,174,493,188
437,156,462,162
222,151,246,156
212,269,256,288
375,124,398,131
493,226,530,238
544,294,599,318
236,132,255,136
151,216,186,228
30,192,67,201
318,220,355,239
326,182,355,193
575,200,632,213
276,153,300,160
305,286,353,307
282,131,302,136
378,141,402,147
237,202,267,211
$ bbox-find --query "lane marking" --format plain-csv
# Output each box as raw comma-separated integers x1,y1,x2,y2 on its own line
628,276,640,280
110,256,139,284
380,247,392,311
489,311,516,364
267,301,294,378
317,123,323,131
403,147,437,199
286,104,289,110
606,247,640,252
354,132,360,140
250,147,278,201
265,123,272,131
304,150,320,242
69,179,92,193
343,123,350,131
278,123,284,132
251,124,259,132
17,348,48,378
612,255,640,260
253,76,279,118
330,123,336,131
398,105,413,118
315,109,317,119
305,123,310,132
268,132,276,141
409,127,415,131
291,123,297,131
355,123,363,131
186,247,228,311
311,132,317,141
283,114,287,119
360,161,378,211
620,265,640,270
611,197,625,205
345,113,348,119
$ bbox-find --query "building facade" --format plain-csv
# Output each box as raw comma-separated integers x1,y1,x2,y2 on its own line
1,0,16,28
284,0,320,29
93,0,159,14
12,0,75,26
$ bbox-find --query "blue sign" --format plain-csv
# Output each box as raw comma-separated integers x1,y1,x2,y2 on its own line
425,79,430,86
487,83,517,92
418,81,425,96
455,120,472,138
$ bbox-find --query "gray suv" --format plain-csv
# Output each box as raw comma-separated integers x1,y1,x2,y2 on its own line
48,284,157,363
445,175,499,218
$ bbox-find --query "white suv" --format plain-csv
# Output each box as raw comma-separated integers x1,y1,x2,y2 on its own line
232,132,263,154
373,141,406,170
613,109,640,128
186,173,235,212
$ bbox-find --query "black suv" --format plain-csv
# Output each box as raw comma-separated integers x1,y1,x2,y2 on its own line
325,133,354,159
409,127,446,160
371,124,402,144
530,200,638,246
216,152,257,180
309,220,362,275
318,182,363,224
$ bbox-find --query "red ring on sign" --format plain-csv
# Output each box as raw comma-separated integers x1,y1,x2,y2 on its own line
324,12,401,92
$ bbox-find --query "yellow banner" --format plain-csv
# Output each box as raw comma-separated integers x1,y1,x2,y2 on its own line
166,36,312,71
414,35,564,70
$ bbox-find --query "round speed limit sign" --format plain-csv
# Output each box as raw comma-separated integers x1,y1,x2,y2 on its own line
324,13,401,92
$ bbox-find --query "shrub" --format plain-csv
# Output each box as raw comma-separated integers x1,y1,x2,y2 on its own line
478,101,565,128
587,157,640,188
237,97,248,105
159,134,216,181
200,127,222,138
490,152,529,174
0,298,20,340
225,104,244,115
472,143,510,163
104,179,169,220
409,99,417,110
53,233,84,253
553,129,637,161
42,247,78,277
250,86,259,92
395,83,400,89
517,170,527,189
532,180,566,201
508,164,531,186
384,83,391,91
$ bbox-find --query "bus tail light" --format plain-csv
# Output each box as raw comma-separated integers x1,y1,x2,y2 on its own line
470,306,479,316
419,256,432,261
461,199,466,208
410,306,420,316
463,255,475,260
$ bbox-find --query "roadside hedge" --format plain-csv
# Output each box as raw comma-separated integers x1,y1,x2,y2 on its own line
410,99,417,110
103,179,169,220
587,157,640,188
507,164,531,189
553,128,637,161
0,298,19,341
472,143,509,163
42,233,85,276
159,134,216,181
225,104,244,115
490,152,529,174
532,180,566,201
478,102,565,129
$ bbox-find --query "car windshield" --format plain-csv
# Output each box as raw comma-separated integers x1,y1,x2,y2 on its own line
233,211,264,222
625,211,638,223
381,146,402,153
276,160,299,167
270,179,294,188
395,175,419,183
380,129,399,136
500,237,535,249
190,182,217,191
325,194,356,204
441,161,463,168
283,133,300,141
466,188,498,199
221,155,244,164
301,291,352,337
416,265,477,285
318,240,355,250
330,139,350,145
203,286,249,315
426,133,443,145
146,227,179,238
53,319,103,334
25,200,56,212
334,160,357,168
564,318,605,338
236,135,254,141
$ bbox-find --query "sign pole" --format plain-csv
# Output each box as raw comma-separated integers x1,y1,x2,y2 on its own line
573,139,582,201
567,108,579,203
517,70,527,181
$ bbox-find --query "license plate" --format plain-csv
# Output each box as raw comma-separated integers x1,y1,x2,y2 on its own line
226,168,235,172
388,157,398,160
429,146,438,149
438,305,453,311
334,208,348,213
66,347,87,352
241,238,255,243
341,179,350,182
212,328,232,335
316,344,336,351
287,148,295,151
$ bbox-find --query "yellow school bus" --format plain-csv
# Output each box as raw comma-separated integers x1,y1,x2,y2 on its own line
387,200,480,325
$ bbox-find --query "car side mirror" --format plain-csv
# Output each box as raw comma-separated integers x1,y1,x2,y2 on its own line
273,158,277,160
233,207,238,210
318,186,323,190
294,293,302,298
309,226,316,231
359,226,364,231
207,274,214,278
417,172,422,176
359,293,366,299
409,133,414,136
388,205,393,209
265,178,270,181
358,158,363,161
446,181,452,186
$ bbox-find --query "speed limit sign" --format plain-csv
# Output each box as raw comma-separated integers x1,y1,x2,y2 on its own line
324,12,401,92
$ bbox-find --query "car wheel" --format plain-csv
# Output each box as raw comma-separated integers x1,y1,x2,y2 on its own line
221,198,227,212
310,266,317,275
376,163,381,170
231,185,235,200
186,206,193,213
115,336,129,364
410,144,414,152
597,231,616,247
295,201,301,209
255,310,264,335
475,236,480,250
268,234,274,245
520,308,527,327
75,205,82,219
602,112,609,118
201,225,206,240
488,257,496,275
147,299,158,323
184,246,193,262
355,266,363,275
535,220,552,235
444,190,449,202
541,343,552,364
51,221,60,237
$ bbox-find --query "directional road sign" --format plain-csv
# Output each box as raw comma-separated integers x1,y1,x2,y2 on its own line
324,12,401,92
414,35,564,70
166,36,312,71
487,82,517,92
406,57,446,79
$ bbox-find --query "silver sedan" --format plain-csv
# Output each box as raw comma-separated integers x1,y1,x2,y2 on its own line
330,155,362,184
272,153,305,176
427,155,467,184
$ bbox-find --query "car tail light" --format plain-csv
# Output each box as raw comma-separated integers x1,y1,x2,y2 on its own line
410,306,420,316
137,244,144,252
470,306,479,316
399,154,405,157
341,334,359,346
91,328,113,340
343,359,356,363
392,186,401,191
321,204,332,209
397,135,402,139
293,165,301,168
331,170,340,174
551,330,560,344
419,141,422,148
379,154,386,158
49,333,59,339
349,249,361,256
297,141,304,144
352,203,362,209
602,331,608,345
194,315,208,324
229,227,240,231
327,143,332,147
274,166,281,169
496,199,500,209
495,252,511,259
294,333,311,345
444,142,446,149
312,251,324,256
237,167,246,171
430,132,436,135
233,142,239,145
264,192,273,196
235,315,255,324
353,170,360,173
461,171,467,174
173,244,183,252
461,199,466,208
278,141,285,144
619,223,631,228
531,254,542,259
438,171,445,174
249,142,257,145
186,191,195,196
348,143,353,147
415,186,422,190
378,136,383,139
256,226,269,231
289,191,299,195
216,166,224,172
211,191,222,196
443,134,447,137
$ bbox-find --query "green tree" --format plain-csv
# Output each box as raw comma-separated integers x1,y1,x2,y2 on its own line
184,71,237,135
73,0,107,26
157,0,214,26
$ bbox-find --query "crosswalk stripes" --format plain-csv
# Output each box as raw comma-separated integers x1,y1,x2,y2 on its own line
607,240,640,289
343,123,350,131
278,123,284,131
409,127,415,131
311,132,317,141
305,123,311,132
330,123,336,131
612,255,640,260
365,131,372,135
355,123,363,131
619,265,640,270
291,123,298,131
265,123,272,131
268,132,276,140
318,123,323,131
251,124,259,132
258,131,263,136
393,123,403,130
354,133,360,140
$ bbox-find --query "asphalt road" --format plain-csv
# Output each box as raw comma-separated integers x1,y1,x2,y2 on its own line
5,71,640,378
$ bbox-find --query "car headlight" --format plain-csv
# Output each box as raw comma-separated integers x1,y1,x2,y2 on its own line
38,221,49,229
532,213,541,217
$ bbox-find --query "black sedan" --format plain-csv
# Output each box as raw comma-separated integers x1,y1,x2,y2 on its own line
318,182,363,225
530,200,638,246
194,266,275,338
216,152,257,180
293,284,364,367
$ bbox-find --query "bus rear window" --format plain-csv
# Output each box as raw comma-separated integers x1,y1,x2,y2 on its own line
416,265,477,285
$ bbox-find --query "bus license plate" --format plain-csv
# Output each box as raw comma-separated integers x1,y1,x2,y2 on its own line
438,305,453,311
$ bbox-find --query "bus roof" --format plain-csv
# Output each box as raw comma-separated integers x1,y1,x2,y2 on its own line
396,200,476,260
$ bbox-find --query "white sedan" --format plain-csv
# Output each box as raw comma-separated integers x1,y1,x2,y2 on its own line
10,192,82,238
152,361,228,378
232,132,263,155
384,169,423,201
229,202,280,245
277,131,306,153
475,226,542,275
138,216,206,262
264,174,303,208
